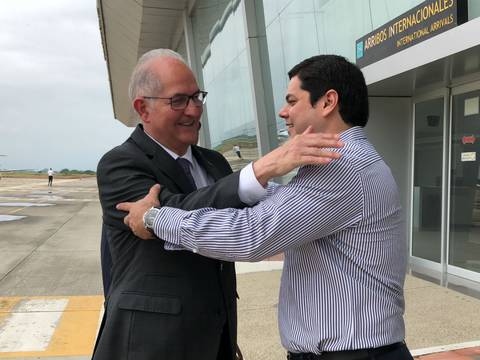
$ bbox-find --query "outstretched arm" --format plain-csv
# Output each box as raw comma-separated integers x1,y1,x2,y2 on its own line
122,158,363,261
118,127,344,239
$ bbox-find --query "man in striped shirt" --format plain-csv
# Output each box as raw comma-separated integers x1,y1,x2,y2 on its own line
119,55,413,360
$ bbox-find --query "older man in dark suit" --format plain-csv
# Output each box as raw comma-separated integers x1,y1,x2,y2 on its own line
93,49,342,360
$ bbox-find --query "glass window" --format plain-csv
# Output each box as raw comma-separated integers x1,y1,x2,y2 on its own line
176,37,187,60
263,0,292,26
263,0,427,147
369,0,425,28
449,89,480,272
266,19,289,143
191,0,230,57
412,98,444,263
263,0,278,27
468,0,480,21
279,0,317,71
314,0,371,61
265,0,320,150
195,2,258,171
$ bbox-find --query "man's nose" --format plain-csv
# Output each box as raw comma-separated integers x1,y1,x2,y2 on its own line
184,99,203,116
278,105,288,119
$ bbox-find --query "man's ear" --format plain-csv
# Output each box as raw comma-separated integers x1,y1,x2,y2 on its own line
133,98,150,123
321,89,338,116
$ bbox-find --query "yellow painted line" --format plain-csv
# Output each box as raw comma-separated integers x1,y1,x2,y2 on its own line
0,296,104,358
0,297,22,313
7,207,26,215
46,296,104,356
0,297,22,327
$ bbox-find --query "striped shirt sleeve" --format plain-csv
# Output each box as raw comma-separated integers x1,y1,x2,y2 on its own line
153,158,364,262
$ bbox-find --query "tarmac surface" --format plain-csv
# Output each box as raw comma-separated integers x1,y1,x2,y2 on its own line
0,177,479,359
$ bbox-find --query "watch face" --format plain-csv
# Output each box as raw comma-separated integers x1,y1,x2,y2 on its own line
145,208,157,229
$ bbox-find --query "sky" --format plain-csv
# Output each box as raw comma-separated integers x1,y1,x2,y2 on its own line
0,0,133,171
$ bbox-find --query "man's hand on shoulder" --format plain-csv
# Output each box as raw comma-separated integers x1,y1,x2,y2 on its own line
117,184,161,240
253,126,343,186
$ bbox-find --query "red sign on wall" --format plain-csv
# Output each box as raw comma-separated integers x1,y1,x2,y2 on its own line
462,135,476,145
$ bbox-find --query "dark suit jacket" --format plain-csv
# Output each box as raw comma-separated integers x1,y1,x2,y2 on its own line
93,125,245,360
100,223,112,296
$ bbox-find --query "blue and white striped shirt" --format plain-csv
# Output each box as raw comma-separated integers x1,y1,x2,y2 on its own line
153,126,407,353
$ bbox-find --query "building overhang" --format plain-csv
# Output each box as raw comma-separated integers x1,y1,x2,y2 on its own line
364,16,480,97
97,0,191,126
98,2,480,123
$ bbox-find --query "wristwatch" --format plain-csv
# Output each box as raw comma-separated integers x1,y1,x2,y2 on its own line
143,207,160,232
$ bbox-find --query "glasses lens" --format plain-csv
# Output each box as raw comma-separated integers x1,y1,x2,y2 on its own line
193,91,207,105
170,95,189,109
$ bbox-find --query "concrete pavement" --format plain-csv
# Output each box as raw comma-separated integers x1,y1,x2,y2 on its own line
0,177,480,359
234,269,480,359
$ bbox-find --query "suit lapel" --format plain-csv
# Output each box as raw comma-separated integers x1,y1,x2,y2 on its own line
130,125,196,193
192,146,225,182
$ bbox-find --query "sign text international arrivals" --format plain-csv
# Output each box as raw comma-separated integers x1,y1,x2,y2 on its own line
355,0,468,68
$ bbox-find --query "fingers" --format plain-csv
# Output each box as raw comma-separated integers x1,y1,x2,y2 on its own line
299,155,335,165
296,134,344,149
116,202,132,211
123,214,153,240
147,184,161,199
304,133,341,142
296,130,339,140
315,150,341,159
299,148,341,161
310,138,343,148
301,125,314,135
283,134,342,161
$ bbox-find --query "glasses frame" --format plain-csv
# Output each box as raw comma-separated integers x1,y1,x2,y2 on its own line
143,90,208,110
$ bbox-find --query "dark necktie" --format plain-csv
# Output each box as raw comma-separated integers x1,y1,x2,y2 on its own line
176,157,197,190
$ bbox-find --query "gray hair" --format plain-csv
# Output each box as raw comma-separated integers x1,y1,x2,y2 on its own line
128,49,187,102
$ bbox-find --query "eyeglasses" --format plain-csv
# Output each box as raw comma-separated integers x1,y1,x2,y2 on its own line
143,91,208,110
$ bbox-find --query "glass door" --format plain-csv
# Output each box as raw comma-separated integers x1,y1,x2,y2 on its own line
412,97,445,264
448,86,480,279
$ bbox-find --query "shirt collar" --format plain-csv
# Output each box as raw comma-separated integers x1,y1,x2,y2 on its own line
144,129,193,162
338,126,366,142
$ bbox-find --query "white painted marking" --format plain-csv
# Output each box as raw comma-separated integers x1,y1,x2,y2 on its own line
0,215,26,222
0,203,53,207
31,191,58,195
15,299,68,312
31,195,64,201
411,340,480,356
0,299,68,352
236,261,283,274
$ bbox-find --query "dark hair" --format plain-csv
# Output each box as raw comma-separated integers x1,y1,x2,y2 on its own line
288,55,369,127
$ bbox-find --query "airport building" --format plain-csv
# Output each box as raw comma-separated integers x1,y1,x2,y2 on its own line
97,0,480,290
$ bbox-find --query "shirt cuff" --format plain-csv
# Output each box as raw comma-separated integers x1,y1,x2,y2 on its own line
238,162,268,206
152,207,187,247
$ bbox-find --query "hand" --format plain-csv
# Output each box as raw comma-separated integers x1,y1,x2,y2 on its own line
116,184,161,240
252,126,343,186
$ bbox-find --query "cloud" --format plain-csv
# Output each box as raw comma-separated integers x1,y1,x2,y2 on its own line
0,0,132,171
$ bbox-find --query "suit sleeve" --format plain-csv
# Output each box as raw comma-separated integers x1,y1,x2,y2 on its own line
97,147,246,231
159,173,245,210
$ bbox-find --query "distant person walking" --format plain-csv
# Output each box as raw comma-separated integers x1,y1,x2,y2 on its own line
233,144,242,159
47,168,54,187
